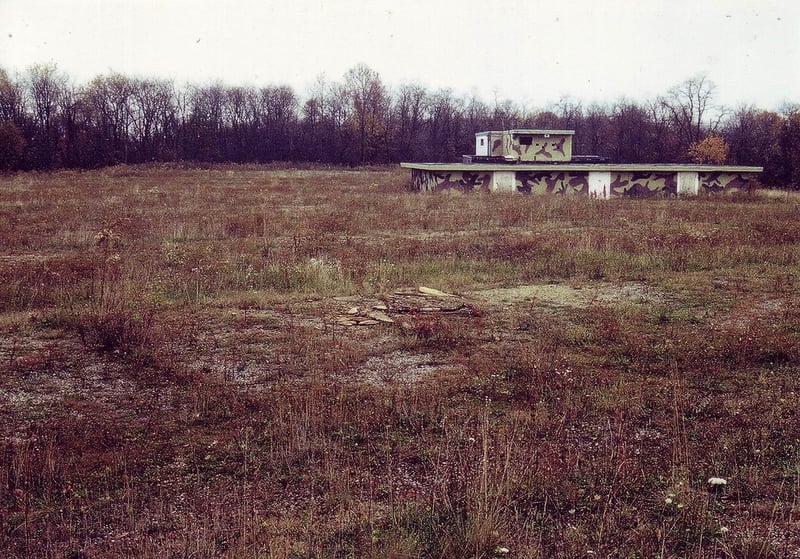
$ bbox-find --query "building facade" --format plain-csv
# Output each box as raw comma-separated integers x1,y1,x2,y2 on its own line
402,130,762,197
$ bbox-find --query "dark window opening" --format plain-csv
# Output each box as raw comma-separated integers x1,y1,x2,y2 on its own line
518,136,533,146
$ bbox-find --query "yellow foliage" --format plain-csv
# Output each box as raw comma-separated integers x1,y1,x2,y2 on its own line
688,135,729,164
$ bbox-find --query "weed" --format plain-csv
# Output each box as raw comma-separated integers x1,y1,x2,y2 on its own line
1,166,799,557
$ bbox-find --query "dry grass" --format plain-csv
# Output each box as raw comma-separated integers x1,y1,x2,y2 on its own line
1,164,799,558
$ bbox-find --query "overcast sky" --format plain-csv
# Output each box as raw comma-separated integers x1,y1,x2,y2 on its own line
2,0,798,110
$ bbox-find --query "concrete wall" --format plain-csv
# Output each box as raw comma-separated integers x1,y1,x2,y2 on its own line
515,171,589,195
610,172,677,197
475,133,489,157
700,172,752,192
409,169,493,192
408,168,758,196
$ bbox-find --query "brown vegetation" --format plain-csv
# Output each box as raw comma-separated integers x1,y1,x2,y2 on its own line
1,165,799,558
2,65,800,189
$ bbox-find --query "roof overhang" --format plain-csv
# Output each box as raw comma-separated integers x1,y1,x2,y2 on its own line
474,129,576,137
401,162,764,173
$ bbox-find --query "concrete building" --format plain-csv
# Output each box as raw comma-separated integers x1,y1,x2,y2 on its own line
473,129,575,163
401,130,762,197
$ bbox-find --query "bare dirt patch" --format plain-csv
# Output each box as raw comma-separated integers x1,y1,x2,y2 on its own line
347,350,463,385
471,281,664,309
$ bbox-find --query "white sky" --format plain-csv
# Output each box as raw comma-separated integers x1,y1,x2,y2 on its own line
1,0,798,110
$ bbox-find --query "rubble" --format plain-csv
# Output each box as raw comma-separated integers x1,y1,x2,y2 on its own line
334,286,473,326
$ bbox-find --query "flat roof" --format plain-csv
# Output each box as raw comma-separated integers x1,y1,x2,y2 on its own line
401,162,764,173
475,129,575,136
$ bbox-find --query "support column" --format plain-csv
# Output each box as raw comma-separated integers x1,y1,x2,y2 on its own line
588,171,611,199
492,171,516,192
677,171,699,195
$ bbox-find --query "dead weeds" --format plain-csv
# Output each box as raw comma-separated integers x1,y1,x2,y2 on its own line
1,166,799,558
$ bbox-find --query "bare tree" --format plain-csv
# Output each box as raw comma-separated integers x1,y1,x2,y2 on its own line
26,64,67,132
344,64,388,163
426,88,464,161
57,82,86,167
489,95,518,131
300,74,351,162
261,85,298,160
0,67,24,123
24,64,69,167
779,103,800,187
0,64,796,184
328,81,353,163
556,96,583,130
299,75,329,161
528,110,560,130
608,100,654,162
185,82,225,161
391,83,427,162
130,78,174,161
0,67,26,169
660,74,726,156
581,103,611,157
83,73,136,163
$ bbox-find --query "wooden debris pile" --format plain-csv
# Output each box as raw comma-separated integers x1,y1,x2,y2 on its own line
335,286,473,327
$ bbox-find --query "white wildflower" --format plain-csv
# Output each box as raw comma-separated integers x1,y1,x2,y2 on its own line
707,477,727,486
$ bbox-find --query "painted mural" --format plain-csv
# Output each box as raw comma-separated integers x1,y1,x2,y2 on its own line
700,172,751,193
517,136,569,162
403,129,762,197
516,171,589,195
491,133,572,162
610,172,677,197
490,135,505,157
410,170,492,193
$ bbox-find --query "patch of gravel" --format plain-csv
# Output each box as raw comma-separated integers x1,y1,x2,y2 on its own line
348,350,462,385
713,297,791,332
471,281,664,308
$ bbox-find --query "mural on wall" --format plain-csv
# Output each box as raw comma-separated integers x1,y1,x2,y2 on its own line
410,170,492,192
491,136,504,156
700,173,751,192
610,172,677,197
516,171,589,195
491,134,571,162
529,136,566,160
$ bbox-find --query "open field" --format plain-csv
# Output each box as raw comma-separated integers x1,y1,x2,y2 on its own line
1,165,799,558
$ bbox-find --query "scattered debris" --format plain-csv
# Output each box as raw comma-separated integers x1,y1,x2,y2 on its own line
334,287,472,326
707,477,728,495
367,310,394,323
417,286,456,297
337,317,379,326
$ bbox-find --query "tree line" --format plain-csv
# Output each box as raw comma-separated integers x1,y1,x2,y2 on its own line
1,63,798,187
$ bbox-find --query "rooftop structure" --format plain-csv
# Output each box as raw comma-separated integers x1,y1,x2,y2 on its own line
401,129,762,197
472,129,576,163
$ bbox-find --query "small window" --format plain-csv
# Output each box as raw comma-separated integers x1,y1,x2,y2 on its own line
480,138,485,146
519,136,533,146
